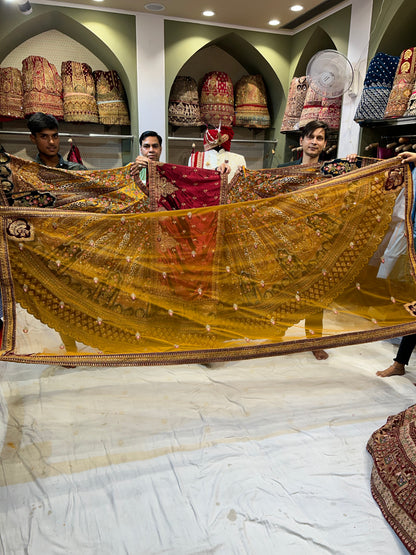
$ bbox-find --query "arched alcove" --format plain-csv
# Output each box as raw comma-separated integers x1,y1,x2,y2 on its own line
0,9,136,168
293,27,337,78
0,11,132,108
281,27,338,162
375,0,416,57
168,32,283,168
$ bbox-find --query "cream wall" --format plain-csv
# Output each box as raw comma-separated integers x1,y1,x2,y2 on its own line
338,0,373,157
0,2,137,167
136,13,166,162
4,0,413,165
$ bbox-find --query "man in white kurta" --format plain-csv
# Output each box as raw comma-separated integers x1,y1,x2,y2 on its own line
188,125,246,181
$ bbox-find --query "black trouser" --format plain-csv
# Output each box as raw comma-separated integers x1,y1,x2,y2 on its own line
394,334,416,366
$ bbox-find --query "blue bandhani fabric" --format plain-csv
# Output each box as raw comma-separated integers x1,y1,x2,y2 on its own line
354,52,399,121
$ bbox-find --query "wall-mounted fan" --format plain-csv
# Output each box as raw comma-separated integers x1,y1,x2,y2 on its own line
306,49,354,98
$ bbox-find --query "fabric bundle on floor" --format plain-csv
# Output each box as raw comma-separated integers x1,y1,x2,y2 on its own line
168,75,203,127
93,70,130,126
21,56,63,119
200,71,234,127
367,404,416,554
0,67,24,121
234,74,270,128
384,47,416,118
280,76,309,132
354,52,399,121
61,61,99,123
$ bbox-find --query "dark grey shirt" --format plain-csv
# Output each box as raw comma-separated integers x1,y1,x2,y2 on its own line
35,153,86,171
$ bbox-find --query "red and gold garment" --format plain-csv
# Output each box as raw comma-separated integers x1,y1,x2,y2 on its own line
0,67,24,121
299,87,342,129
234,75,270,128
200,71,234,127
0,152,416,366
148,162,228,304
404,79,416,116
385,47,416,118
61,61,99,123
93,70,130,126
280,76,309,132
367,404,416,555
2,153,148,213
148,161,228,211
21,56,63,119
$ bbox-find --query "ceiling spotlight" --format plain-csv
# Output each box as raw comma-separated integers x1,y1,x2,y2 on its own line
290,4,304,11
202,10,215,17
16,0,32,15
144,3,166,12
268,19,280,26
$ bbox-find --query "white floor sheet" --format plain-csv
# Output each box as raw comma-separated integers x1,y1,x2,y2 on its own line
0,339,415,554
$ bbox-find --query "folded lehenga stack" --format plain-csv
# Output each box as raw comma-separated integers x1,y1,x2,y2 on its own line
234,74,270,128
280,76,309,132
200,71,234,127
61,61,99,123
93,69,130,125
21,55,63,119
354,52,399,121
0,67,24,121
168,75,203,127
384,47,416,118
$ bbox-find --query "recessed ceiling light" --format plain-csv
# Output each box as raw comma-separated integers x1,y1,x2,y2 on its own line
290,4,304,11
145,3,166,12
93,1,104,3
268,19,280,26
203,10,215,17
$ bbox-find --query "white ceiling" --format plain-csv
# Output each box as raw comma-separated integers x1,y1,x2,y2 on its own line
32,0,347,32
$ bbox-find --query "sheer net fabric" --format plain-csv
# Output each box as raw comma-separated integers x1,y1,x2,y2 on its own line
0,152,415,365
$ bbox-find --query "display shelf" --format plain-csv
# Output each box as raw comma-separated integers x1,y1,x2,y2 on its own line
357,117,416,130
0,130,134,140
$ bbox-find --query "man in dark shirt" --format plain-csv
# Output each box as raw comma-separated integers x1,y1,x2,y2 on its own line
26,112,85,360
27,112,86,170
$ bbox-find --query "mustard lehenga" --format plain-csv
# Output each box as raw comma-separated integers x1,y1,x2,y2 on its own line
0,149,415,366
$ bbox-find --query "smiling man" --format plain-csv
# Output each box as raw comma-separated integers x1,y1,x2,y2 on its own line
27,112,86,170
299,120,328,163
129,130,162,187
280,120,329,167
129,130,163,195
279,120,330,360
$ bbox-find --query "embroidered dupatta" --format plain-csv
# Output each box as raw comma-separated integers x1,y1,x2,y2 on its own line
0,152,416,366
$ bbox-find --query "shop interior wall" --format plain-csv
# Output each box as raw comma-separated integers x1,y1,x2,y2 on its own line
2,2,407,168
164,9,352,166
0,3,137,168
164,20,291,166
358,0,416,153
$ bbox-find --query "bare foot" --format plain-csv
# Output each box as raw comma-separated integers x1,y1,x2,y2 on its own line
376,361,405,377
312,349,329,360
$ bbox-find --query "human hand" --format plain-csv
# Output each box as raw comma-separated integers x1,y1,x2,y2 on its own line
130,155,149,176
216,162,231,175
398,151,416,164
345,153,358,163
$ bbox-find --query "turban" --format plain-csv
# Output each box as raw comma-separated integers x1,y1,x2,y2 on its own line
203,126,234,152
